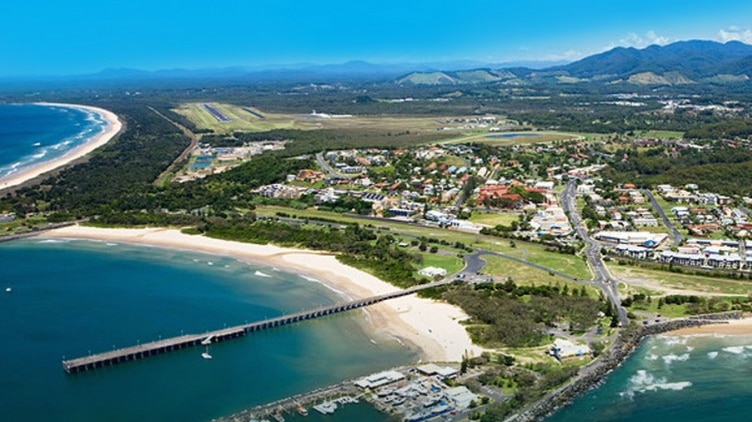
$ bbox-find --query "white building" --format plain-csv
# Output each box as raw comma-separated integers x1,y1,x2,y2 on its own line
354,370,405,389
418,267,448,278
550,339,591,359
444,386,478,409
594,231,668,248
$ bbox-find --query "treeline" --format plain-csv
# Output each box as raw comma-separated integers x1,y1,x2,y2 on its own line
685,120,752,139
198,219,427,288
444,281,604,347
606,144,752,195
3,102,191,217
3,136,313,219
199,128,446,157
517,108,720,134
625,292,752,314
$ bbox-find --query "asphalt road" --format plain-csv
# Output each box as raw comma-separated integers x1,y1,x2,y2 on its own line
315,152,355,180
642,188,684,246
562,180,629,326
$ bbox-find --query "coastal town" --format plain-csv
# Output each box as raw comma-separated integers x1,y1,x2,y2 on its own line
5,104,752,421
4,12,752,422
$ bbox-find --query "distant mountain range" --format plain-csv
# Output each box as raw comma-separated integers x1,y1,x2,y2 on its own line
3,59,566,84
397,40,752,86
4,40,751,87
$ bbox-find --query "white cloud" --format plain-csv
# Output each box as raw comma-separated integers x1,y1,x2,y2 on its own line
718,26,752,44
608,31,671,50
541,49,585,62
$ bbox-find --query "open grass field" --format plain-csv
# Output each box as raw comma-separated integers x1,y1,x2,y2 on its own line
481,256,598,296
175,102,474,136
500,246,593,281
253,205,593,279
442,131,585,146
419,253,465,274
468,211,520,227
609,264,752,296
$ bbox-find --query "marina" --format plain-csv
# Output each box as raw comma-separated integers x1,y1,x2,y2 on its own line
215,364,477,422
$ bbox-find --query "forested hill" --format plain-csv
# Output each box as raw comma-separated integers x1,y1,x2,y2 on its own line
557,40,752,80
398,40,752,86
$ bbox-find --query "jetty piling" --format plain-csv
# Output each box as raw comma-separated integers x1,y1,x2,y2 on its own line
62,279,452,373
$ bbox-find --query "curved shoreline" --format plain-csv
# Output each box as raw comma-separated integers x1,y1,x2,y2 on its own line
509,312,744,422
38,225,484,363
0,103,122,190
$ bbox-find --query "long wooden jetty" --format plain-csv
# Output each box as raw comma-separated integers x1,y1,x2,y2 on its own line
62,279,452,373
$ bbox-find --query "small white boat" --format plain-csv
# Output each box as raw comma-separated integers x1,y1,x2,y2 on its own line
5,287,11,293
201,344,212,359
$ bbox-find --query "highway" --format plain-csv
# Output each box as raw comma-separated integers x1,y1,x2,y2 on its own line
315,152,356,180
642,189,684,246
562,180,629,325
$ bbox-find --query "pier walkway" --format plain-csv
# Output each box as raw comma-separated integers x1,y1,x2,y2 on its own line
62,279,452,373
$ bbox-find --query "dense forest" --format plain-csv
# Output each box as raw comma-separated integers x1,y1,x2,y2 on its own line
606,143,752,195
444,281,606,348
684,119,752,139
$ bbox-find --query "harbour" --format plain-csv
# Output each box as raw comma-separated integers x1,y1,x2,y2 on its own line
214,363,476,422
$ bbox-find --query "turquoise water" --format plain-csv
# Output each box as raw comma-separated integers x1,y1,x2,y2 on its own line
547,334,752,422
0,104,106,182
0,239,409,421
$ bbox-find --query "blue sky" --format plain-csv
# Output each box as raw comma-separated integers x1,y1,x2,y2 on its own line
3,0,752,76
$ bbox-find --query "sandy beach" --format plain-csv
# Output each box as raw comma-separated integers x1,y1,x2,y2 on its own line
40,225,483,362
664,317,752,336
0,103,122,190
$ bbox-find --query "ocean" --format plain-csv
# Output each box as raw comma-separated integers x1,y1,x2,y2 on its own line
0,103,106,183
547,334,752,422
0,239,408,422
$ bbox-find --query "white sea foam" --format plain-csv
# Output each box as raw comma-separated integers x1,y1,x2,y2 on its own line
105,243,118,246
300,275,321,283
662,353,690,365
254,271,272,278
708,351,719,359
36,239,67,244
645,353,659,361
207,262,214,266
663,337,688,346
623,370,693,397
723,346,746,355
